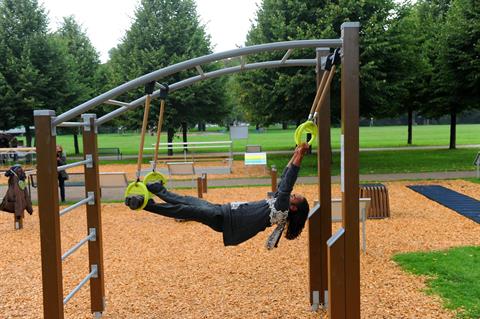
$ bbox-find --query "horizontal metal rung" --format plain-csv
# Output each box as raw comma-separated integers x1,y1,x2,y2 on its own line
61,228,96,261
57,155,93,171
63,265,98,305
59,193,94,217
57,122,87,128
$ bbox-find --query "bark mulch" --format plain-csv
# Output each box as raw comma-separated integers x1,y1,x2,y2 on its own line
0,180,479,318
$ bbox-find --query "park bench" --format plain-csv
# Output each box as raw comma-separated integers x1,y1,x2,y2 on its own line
98,147,122,160
146,141,233,175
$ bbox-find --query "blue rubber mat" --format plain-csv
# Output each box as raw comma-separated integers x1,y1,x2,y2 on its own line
408,185,480,224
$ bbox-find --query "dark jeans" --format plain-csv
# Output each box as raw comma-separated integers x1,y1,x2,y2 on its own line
58,178,66,202
145,187,224,232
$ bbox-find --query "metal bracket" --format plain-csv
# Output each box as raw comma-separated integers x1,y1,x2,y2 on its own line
89,227,97,241
85,154,93,168
87,191,95,205
324,289,329,309
311,290,320,311
91,264,98,278
82,114,98,133
51,117,57,136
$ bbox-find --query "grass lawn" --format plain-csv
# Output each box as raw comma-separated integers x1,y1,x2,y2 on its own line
90,148,477,177
393,246,480,318
52,124,480,156
265,148,478,176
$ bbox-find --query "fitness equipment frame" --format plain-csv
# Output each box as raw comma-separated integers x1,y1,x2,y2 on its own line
34,22,359,319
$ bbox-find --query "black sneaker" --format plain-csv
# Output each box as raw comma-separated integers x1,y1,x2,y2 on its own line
146,181,165,194
125,195,145,210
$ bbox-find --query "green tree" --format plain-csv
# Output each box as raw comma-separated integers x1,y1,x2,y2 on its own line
0,0,72,146
429,0,479,149
55,16,101,154
237,0,400,133
107,0,229,153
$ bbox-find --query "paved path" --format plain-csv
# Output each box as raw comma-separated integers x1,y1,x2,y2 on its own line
4,170,477,202
71,144,480,160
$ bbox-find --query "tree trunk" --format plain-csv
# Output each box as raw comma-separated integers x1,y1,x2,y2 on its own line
24,125,33,164
407,108,413,145
25,125,32,147
73,129,80,155
167,127,174,156
282,122,288,129
182,122,188,152
449,106,457,149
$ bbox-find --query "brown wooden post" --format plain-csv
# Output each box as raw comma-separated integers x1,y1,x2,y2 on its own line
14,213,23,230
34,110,64,319
341,22,360,319
81,114,105,315
309,48,331,309
327,228,346,318
202,173,208,193
197,177,203,198
270,166,277,193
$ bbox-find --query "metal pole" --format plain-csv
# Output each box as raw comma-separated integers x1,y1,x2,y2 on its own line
340,22,360,319
309,48,331,310
81,114,105,315
34,110,64,319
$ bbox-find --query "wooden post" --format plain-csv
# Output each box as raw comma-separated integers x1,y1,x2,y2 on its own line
81,114,105,315
197,177,203,198
270,166,277,193
309,48,331,309
14,214,23,230
34,110,64,319
202,173,208,193
327,228,346,318
341,22,360,319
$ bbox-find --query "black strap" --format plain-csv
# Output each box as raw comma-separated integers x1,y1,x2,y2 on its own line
144,81,156,95
325,48,341,71
159,83,169,99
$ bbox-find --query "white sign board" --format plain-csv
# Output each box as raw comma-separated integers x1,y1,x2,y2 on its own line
229,125,249,140
244,152,267,166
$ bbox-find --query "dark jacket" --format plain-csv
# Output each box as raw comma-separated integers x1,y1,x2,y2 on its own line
57,154,69,180
222,164,299,246
0,166,33,217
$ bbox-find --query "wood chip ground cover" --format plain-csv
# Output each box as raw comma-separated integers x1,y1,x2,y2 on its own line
1,180,479,318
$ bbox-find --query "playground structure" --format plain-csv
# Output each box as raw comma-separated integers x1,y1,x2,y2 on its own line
34,22,359,319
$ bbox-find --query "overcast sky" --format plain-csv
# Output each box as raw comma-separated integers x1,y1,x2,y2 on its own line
40,0,261,63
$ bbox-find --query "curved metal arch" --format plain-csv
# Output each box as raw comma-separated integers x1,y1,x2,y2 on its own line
53,38,342,126
96,58,317,125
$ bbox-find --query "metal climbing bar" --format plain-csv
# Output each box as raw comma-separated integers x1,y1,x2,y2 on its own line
57,155,93,171
61,228,96,261
59,192,94,217
63,265,98,305
281,49,293,63
96,58,317,125
57,122,88,128
52,39,342,126
105,99,130,107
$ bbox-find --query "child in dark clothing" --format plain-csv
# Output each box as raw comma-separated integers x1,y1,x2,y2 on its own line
125,143,310,249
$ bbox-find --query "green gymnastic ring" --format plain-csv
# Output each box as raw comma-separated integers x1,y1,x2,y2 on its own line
143,171,168,189
294,121,317,145
124,182,150,210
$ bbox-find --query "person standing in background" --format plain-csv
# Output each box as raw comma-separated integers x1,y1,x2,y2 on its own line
56,145,68,202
